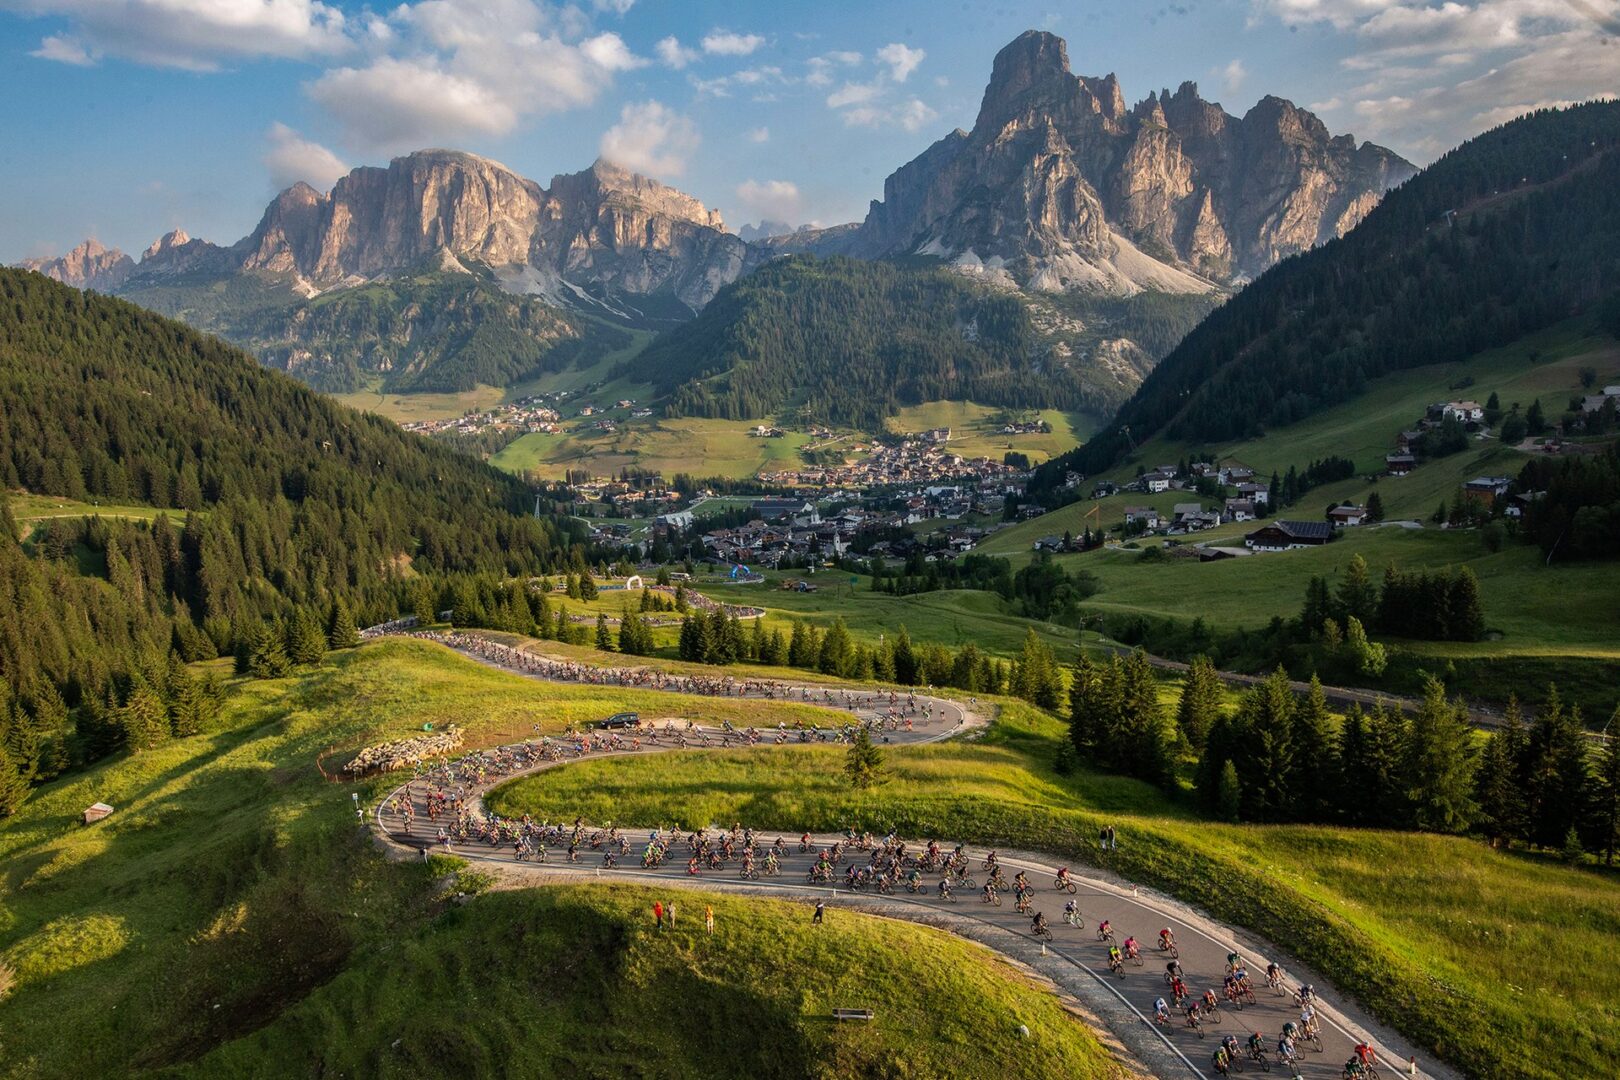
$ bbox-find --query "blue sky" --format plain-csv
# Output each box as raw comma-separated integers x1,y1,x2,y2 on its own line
2,0,1615,262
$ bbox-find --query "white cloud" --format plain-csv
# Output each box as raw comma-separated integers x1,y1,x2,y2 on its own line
745,126,770,143
826,81,881,109
1248,0,1617,159
655,34,699,69
599,100,700,178
593,0,634,13
841,97,939,133
702,29,764,56
306,0,646,150
14,0,350,70
1218,58,1248,94
876,42,925,82
29,33,95,66
263,122,350,191
735,178,802,223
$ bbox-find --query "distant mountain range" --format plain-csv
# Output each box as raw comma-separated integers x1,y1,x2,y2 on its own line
15,28,1413,413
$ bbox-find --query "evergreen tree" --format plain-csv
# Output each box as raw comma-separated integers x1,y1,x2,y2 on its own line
1336,554,1377,626
890,626,919,685
761,628,788,667
1116,650,1174,785
1175,655,1223,750
1474,696,1530,846
165,652,203,737
1523,687,1592,848
119,677,171,751
0,741,29,816
1404,677,1478,833
328,598,360,649
1449,567,1486,641
580,575,598,601
1365,491,1385,522
248,621,292,680
1216,760,1242,823
595,614,613,652
845,725,884,789
1589,709,1620,865
287,608,327,666
1234,668,1297,821
411,579,437,625
1291,676,1341,821
818,618,854,677
1344,616,1387,676
1010,628,1063,711
1351,702,1412,828
1068,653,1109,762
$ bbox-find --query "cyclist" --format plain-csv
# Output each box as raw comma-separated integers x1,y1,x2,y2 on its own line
1158,927,1177,951
1266,961,1283,987
1202,988,1220,1015
1226,949,1244,972
1056,866,1072,889
1153,997,1171,1026
1247,1031,1266,1060
1183,998,1202,1031
1300,998,1318,1037
1013,869,1029,892
1165,958,1184,982
1298,983,1317,1008
1107,944,1123,972
1123,934,1139,960
1063,898,1080,926
1097,918,1113,941
1212,1045,1231,1076
1354,1041,1378,1070
1031,911,1049,936
1277,1033,1299,1072
1169,974,1189,1005
1344,1057,1366,1078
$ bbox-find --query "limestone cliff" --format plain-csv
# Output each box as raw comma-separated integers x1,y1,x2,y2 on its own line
18,239,133,291
828,30,1415,290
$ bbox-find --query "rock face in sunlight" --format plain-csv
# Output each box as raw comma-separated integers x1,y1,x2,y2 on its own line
777,30,1414,293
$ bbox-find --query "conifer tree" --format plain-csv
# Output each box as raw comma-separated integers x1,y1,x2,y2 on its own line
1523,686,1592,849
1216,760,1242,823
595,614,613,652
411,579,436,625
1235,668,1297,821
0,742,29,817
328,598,360,649
120,677,171,751
287,608,327,666
1474,695,1529,846
1404,678,1479,833
890,626,918,685
845,726,884,789
248,621,292,680
1336,554,1377,626
1068,653,1107,760
819,618,854,676
1117,649,1173,785
1291,676,1341,820
1590,709,1620,865
1449,566,1486,641
1175,655,1223,750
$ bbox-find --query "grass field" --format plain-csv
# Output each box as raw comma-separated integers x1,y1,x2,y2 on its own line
494,700,1620,1080
194,883,1126,1079
493,416,814,481
0,641,1134,1078
886,401,1099,465
698,572,1088,661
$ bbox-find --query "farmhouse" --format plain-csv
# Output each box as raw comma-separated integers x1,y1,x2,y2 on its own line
1223,498,1256,522
1123,506,1162,530
1145,475,1172,493
1245,519,1335,551
1328,504,1370,527
1386,453,1417,476
1235,481,1270,505
751,498,820,525
1463,476,1512,502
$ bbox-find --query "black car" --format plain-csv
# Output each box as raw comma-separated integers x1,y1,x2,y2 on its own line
596,712,639,729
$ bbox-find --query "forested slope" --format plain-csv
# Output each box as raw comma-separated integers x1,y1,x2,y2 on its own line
620,256,1213,429
1046,101,1620,480
0,268,585,802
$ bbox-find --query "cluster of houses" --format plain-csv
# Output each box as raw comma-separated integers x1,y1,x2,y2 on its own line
757,435,1024,489
570,476,683,519
1580,384,1620,415
402,397,560,438
1385,398,1487,475
999,418,1051,435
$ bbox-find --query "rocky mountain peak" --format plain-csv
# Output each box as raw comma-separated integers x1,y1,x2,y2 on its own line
16,238,134,291
142,229,191,260
840,28,1416,288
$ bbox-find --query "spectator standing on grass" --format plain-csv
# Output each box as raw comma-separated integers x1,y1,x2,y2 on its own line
813,900,825,924
667,900,677,927
653,900,664,929
705,905,715,934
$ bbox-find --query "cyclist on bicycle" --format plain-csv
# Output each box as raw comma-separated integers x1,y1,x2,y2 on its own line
1056,866,1072,889
1097,918,1113,939
1063,898,1079,924
1031,911,1048,936
1226,949,1244,972
1158,927,1176,950
1212,1046,1231,1076
1166,958,1184,981
1355,1041,1377,1069
1122,934,1139,958
1153,997,1170,1025
1344,1057,1366,1078
1202,988,1220,1013
1170,975,1189,1004
1107,944,1122,969
1247,1031,1266,1058
1266,961,1282,986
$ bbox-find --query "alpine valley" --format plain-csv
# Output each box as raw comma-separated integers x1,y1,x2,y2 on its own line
20,30,1411,433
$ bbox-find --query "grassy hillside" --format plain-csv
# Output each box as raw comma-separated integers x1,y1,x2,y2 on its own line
886,401,1096,465
0,641,1130,1077
494,700,1620,1080
493,415,813,481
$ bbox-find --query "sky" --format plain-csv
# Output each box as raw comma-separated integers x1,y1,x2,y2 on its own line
1,0,1616,262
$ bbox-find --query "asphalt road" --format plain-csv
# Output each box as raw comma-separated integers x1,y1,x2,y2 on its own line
367,635,1423,1080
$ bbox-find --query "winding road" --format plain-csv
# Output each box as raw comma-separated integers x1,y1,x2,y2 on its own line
366,633,1433,1080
